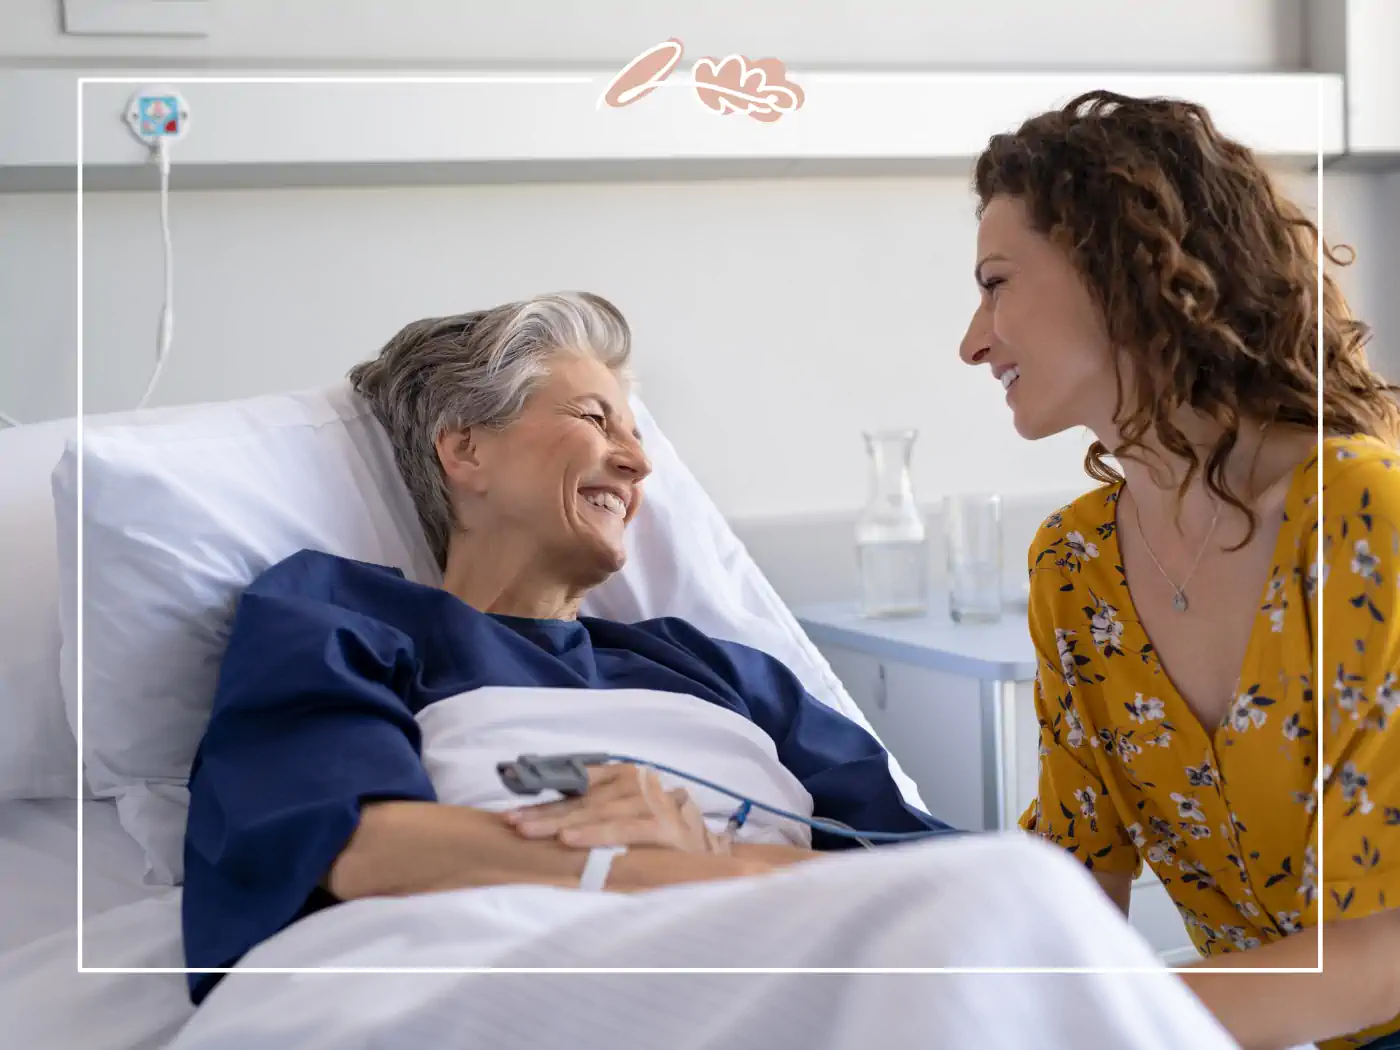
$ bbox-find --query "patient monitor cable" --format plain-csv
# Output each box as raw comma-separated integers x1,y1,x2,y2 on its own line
139,139,176,410
124,88,189,410
0,98,177,430
124,87,188,411
2,89,192,429
498,752,955,849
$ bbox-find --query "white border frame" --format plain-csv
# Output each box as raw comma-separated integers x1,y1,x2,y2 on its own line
74,73,1327,981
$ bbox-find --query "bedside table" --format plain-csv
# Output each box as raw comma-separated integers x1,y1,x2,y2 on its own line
794,598,1197,964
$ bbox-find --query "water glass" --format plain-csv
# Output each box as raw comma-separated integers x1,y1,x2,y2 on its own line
944,493,1003,624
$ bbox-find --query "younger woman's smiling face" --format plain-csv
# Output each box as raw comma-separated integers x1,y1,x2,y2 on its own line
958,194,1121,442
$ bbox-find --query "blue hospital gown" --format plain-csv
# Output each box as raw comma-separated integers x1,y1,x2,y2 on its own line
181,549,956,1003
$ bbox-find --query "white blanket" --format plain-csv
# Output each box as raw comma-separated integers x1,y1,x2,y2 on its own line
2,687,1252,1049
161,833,1242,1050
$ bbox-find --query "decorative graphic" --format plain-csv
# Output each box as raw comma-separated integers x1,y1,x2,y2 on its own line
693,56,804,122
600,39,805,123
602,38,686,109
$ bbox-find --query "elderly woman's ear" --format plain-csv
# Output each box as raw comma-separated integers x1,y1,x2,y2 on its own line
435,427,481,493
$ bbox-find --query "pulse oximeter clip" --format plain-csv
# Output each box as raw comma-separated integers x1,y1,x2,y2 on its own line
496,751,957,848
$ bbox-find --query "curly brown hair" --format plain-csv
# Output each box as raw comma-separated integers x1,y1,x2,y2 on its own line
974,89,1398,540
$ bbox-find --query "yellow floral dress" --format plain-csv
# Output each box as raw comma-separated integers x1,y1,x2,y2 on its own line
1021,435,1399,1050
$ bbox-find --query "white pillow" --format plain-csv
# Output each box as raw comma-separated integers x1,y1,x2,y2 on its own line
53,381,921,883
0,419,81,800
51,383,438,883
0,399,225,804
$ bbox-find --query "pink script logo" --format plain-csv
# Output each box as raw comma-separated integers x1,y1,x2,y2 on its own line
601,39,805,123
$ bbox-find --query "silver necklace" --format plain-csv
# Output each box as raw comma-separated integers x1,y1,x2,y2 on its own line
1126,423,1272,614
1128,496,1219,613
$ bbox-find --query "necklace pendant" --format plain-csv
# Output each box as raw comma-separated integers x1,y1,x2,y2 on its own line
1172,590,1189,613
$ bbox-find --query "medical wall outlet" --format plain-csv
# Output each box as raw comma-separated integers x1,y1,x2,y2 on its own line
119,87,189,410
124,86,191,147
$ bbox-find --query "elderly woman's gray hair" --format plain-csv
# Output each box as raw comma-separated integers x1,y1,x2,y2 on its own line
349,291,634,570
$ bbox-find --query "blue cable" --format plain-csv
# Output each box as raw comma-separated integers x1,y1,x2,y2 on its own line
599,753,949,845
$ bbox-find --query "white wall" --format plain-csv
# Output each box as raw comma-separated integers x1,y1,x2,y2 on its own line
3,0,1396,599
3,0,1304,69
3,175,1085,520
3,166,1394,523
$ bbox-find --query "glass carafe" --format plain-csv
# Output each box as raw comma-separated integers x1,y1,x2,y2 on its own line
855,429,929,618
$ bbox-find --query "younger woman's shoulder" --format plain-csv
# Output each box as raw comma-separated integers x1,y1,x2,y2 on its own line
1320,434,1400,486
1025,484,1122,600
1030,483,1121,551
1303,435,1400,522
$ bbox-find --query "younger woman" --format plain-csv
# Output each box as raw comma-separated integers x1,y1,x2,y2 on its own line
960,90,1400,1050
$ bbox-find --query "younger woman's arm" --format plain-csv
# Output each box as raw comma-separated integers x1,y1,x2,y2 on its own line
1179,910,1400,1050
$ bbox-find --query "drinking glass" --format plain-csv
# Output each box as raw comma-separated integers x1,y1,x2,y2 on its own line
944,493,1003,624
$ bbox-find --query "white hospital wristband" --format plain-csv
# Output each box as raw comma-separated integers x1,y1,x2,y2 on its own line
579,846,626,892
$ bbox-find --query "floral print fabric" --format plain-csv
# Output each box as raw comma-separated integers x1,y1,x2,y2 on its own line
1020,436,1400,1049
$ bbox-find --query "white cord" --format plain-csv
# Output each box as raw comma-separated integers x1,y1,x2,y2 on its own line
0,101,178,429
136,139,174,410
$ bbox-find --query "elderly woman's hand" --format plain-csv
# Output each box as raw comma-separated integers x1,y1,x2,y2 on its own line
503,763,731,855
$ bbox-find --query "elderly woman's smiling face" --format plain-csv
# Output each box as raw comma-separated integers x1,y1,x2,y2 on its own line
436,352,651,587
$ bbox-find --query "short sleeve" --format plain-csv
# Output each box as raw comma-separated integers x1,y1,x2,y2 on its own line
1020,537,1142,879
181,559,437,1004
1309,450,1400,925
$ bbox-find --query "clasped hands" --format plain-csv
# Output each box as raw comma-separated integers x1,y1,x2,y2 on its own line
503,762,732,855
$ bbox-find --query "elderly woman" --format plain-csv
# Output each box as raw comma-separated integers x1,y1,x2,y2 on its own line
178,292,954,1006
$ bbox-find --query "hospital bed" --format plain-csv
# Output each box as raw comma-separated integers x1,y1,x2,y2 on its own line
0,800,193,1049
0,382,1266,1050
0,798,154,953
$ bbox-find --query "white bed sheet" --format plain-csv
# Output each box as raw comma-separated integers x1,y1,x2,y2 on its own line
0,798,195,1050
0,798,159,952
